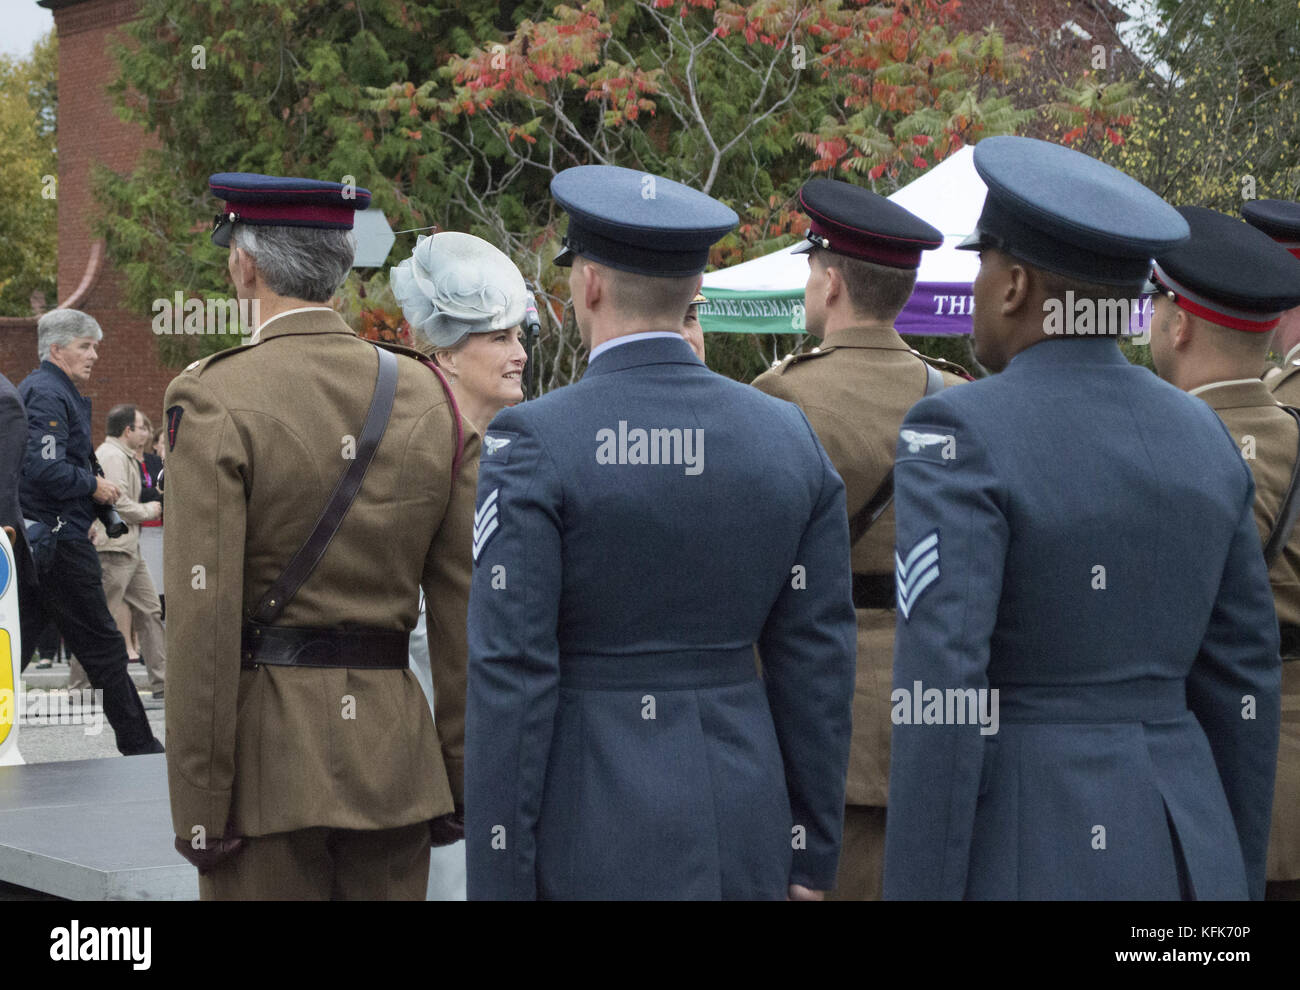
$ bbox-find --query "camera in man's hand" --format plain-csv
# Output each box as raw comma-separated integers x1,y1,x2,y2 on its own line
92,456,128,538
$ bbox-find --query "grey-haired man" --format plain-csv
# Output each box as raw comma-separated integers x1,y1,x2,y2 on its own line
17,309,162,755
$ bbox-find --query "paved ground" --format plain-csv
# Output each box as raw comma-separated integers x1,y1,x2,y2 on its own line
8,658,466,900
14,659,164,763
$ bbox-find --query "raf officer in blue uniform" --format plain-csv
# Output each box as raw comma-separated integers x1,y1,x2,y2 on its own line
464,165,857,900
883,136,1282,900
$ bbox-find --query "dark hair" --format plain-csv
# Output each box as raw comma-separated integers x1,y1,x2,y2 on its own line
1038,267,1143,304
812,248,917,320
106,404,138,439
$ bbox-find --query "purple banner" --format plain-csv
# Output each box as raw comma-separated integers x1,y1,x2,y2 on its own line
897,283,1155,339
897,283,974,336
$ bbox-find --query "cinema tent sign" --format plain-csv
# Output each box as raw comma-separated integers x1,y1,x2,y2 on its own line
700,146,990,337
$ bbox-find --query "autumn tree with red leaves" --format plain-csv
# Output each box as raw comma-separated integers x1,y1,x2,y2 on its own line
363,0,1031,386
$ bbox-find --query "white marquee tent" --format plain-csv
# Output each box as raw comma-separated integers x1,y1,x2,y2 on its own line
699,145,986,335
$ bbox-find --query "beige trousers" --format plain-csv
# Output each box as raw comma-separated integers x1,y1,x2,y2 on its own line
70,550,165,693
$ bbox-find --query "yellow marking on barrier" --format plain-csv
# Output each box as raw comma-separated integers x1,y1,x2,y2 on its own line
0,629,12,742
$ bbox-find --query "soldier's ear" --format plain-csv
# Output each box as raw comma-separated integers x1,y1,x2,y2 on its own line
230,247,258,294
1001,261,1031,317
823,263,844,307
582,260,605,311
1170,308,1194,350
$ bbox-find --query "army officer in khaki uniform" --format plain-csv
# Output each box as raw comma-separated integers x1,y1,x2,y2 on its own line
1149,205,1300,900
753,180,968,899
1248,201,1300,404
164,173,478,899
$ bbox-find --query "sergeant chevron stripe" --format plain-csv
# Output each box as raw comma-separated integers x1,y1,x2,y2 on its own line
473,487,500,562
896,530,940,620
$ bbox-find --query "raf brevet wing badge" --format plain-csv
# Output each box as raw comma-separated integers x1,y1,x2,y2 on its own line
900,429,949,454
473,488,500,563
896,530,940,621
482,430,518,463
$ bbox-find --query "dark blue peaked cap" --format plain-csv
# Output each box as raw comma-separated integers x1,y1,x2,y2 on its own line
958,136,1189,285
551,165,738,277
1242,199,1300,259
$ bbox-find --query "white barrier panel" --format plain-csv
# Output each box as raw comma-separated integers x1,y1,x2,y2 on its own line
0,527,24,766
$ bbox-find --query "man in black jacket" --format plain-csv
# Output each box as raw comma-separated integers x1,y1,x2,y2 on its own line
1,373,36,657
1,372,28,564
18,309,161,756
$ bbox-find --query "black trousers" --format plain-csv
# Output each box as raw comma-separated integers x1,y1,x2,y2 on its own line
18,537,159,755
34,616,61,661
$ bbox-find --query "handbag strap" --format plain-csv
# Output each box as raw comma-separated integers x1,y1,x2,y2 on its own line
249,345,398,625
848,359,946,546
418,357,466,486
1263,405,1300,567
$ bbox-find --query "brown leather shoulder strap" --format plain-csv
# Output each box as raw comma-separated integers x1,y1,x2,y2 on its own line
1264,405,1300,567
249,345,398,625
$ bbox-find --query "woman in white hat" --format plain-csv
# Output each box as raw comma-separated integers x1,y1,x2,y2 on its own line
391,233,529,899
391,231,529,436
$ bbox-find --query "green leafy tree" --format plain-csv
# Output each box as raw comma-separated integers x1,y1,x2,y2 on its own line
0,31,57,317
1104,0,1300,210
103,0,1061,386
97,0,507,366
362,0,1031,388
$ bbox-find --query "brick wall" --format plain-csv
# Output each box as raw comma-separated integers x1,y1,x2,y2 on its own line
2,0,177,444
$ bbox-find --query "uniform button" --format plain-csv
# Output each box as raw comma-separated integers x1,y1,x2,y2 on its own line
811,346,820,353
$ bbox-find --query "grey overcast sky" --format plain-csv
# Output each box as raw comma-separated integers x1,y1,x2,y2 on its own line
3,1,54,59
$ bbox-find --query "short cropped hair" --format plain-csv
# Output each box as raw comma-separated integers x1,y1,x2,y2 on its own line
812,249,917,321
1038,267,1144,306
232,224,356,303
37,308,103,361
106,404,138,439
1037,266,1145,335
584,258,701,324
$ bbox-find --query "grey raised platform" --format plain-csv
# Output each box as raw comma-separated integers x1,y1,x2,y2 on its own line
0,755,197,900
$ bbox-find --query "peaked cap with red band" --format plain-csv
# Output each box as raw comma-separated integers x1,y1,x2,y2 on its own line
791,179,942,270
209,172,372,247
1242,199,1300,260
1148,206,1300,333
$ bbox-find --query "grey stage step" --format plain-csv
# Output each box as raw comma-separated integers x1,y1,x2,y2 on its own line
0,755,197,900
0,756,467,900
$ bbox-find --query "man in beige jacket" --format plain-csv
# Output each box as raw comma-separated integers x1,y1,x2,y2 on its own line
72,404,165,699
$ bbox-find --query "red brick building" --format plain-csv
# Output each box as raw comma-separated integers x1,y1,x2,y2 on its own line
0,0,173,443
